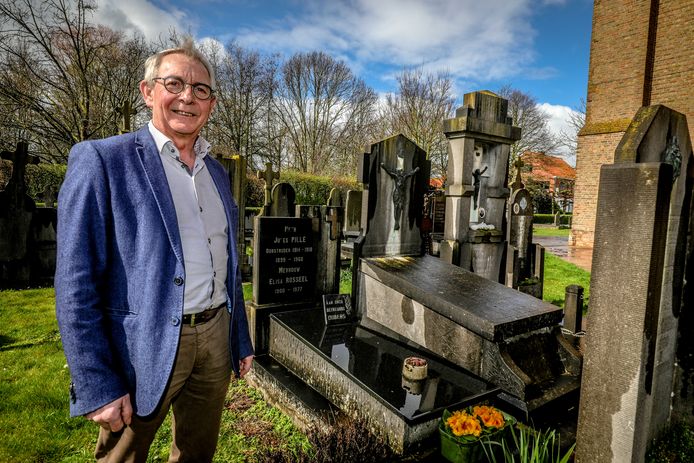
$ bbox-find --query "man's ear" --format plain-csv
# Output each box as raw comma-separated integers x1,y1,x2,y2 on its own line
139,80,154,108
209,95,217,113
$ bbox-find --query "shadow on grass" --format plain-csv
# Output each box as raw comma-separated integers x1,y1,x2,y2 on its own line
0,329,60,351
0,333,16,347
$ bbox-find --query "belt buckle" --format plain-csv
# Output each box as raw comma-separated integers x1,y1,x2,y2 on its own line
189,312,198,327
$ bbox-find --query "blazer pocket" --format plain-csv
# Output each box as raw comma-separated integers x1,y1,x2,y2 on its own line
105,306,138,317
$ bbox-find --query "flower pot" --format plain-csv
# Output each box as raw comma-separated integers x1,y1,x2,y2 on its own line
439,408,516,463
439,426,484,463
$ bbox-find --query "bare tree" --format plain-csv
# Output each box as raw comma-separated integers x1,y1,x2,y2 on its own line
274,51,377,175
498,85,558,177
381,68,456,177
203,41,280,172
0,0,151,162
557,98,586,160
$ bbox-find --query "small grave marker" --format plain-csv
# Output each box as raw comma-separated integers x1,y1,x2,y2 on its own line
322,294,353,325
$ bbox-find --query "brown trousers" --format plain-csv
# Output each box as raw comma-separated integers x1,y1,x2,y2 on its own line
95,308,232,463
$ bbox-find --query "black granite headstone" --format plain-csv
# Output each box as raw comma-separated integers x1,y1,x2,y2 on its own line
253,217,316,305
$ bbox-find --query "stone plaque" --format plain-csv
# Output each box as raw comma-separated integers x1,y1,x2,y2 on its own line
254,217,315,305
322,294,354,325
432,194,446,235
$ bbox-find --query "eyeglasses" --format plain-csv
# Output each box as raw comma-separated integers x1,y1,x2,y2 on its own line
152,76,214,101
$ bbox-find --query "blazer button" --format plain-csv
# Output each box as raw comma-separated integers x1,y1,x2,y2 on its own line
171,316,180,326
174,277,184,286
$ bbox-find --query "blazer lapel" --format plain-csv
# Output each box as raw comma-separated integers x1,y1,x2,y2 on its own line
134,127,184,265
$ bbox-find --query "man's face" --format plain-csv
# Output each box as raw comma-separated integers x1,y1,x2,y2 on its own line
140,53,216,144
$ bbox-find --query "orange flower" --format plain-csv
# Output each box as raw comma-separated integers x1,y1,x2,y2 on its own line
446,411,482,437
472,405,505,429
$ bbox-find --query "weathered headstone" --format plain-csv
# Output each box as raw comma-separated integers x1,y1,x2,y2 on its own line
357,134,429,258
505,158,544,297
575,105,693,462
327,188,342,207
269,183,296,218
0,142,38,288
440,91,521,283
343,189,362,239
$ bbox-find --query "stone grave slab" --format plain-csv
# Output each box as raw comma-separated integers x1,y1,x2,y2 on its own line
268,308,501,454
357,254,579,407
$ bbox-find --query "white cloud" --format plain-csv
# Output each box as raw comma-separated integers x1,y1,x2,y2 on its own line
234,0,542,84
538,102,581,166
92,0,191,40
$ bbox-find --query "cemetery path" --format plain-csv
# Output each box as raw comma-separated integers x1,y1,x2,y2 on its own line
534,236,593,272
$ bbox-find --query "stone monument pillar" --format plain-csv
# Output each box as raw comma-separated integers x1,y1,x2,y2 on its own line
441,91,521,283
575,105,693,462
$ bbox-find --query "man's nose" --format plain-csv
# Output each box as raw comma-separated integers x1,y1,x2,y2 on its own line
178,84,195,102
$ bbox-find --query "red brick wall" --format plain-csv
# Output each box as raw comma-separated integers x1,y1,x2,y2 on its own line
571,0,694,248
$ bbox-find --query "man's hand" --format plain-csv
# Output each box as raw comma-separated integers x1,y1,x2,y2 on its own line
86,394,132,432
239,355,254,378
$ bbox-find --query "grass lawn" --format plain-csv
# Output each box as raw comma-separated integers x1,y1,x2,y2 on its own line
0,287,308,463
532,226,571,237
543,253,591,309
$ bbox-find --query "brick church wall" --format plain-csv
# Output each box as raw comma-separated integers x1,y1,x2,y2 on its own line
570,0,694,248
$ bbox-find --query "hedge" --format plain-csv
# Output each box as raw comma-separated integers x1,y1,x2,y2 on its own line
1,160,361,208
534,213,572,225
278,170,361,205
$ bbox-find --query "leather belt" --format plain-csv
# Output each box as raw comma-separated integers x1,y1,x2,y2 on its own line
182,303,224,327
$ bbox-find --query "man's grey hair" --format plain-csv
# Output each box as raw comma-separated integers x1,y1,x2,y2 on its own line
143,37,216,90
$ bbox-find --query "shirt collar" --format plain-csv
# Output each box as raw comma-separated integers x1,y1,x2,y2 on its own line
147,121,211,161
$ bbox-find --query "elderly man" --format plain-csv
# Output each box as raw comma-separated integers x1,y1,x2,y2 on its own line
56,39,253,462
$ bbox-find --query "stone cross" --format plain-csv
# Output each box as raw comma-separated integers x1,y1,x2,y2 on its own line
325,206,341,240
1,142,38,200
117,101,137,134
511,157,525,190
257,162,279,210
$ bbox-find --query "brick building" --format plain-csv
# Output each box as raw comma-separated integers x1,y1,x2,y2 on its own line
520,151,576,213
570,0,694,247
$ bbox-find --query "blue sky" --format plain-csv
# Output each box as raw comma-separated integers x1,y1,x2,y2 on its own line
93,0,593,160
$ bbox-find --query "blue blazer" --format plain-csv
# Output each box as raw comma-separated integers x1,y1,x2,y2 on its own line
55,126,253,418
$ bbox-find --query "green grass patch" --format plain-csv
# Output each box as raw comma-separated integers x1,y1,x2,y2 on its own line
0,288,95,462
543,253,590,309
533,226,571,237
0,288,308,462
243,282,253,302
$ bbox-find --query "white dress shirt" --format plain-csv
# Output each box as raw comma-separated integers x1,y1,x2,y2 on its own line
148,122,228,315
